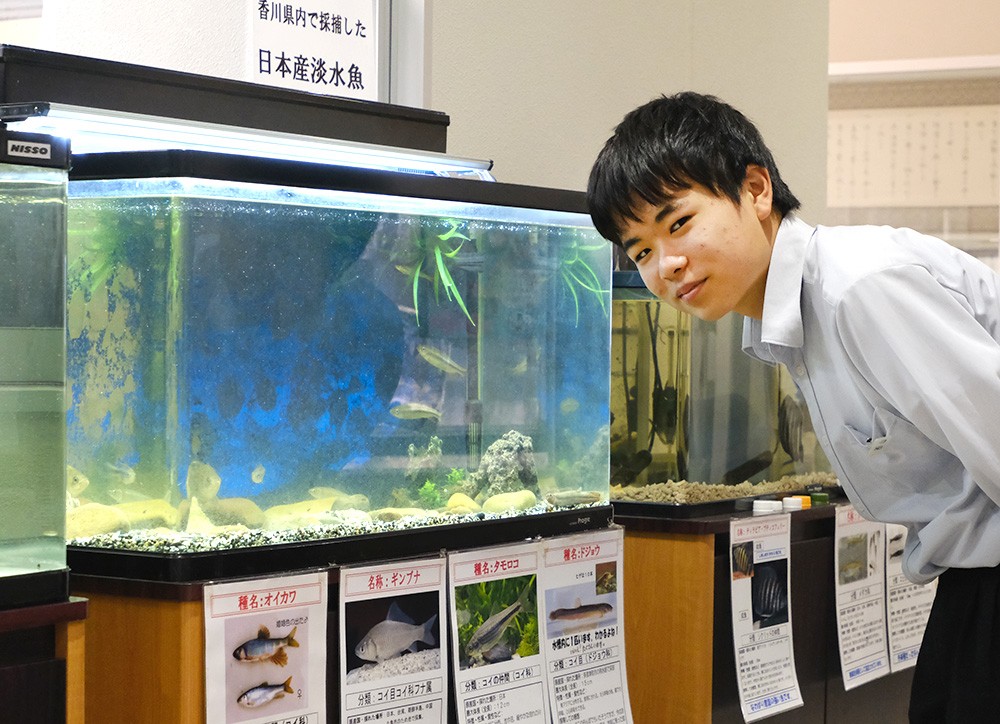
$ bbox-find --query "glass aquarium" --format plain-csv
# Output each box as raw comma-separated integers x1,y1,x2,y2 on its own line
610,273,835,513
64,151,612,576
0,131,69,604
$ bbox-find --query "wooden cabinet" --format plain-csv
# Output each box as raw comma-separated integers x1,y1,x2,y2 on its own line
617,505,914,722
0,596,88,724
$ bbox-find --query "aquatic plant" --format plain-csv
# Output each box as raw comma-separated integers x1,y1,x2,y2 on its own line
455,574,537,668
559,235,608,325
446,467,467,486
399,217,476,327
515,615,540,658
418,480,442,509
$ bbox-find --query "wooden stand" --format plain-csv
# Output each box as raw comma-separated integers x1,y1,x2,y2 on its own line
619,505,914,722
71,577,204,724
0,596,88,724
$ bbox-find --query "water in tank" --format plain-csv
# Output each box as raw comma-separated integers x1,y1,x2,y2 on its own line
610,278,835,508
63,154,612,558
0,135,68,584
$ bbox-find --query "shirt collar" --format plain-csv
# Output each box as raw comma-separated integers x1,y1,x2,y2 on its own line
757,215,813,349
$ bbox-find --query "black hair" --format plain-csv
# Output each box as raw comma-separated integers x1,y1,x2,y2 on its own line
586,92,800,245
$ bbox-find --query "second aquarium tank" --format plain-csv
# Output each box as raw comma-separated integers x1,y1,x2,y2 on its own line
64,151,612,573
0,129,69,605
610,272,836,512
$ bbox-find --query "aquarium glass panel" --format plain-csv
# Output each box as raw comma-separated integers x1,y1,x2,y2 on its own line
610,296,834,506
66,175,611,553
0,162,67,578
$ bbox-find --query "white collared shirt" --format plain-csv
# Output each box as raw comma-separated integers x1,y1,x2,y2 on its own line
744,216,1000,583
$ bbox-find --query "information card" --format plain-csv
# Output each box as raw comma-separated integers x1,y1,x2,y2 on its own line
834,505,890,689
340,557,448,724
729,514,802,721
884,523,937,672
250,0,380,101
539,528,633,724
204,570,328,724
449,541,548,724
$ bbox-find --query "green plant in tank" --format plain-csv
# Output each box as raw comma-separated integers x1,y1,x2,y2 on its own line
514,614,540,658
68,220,128,295
418,480,442,508
446,467,467,487
560,235,608,325
397,217,476,327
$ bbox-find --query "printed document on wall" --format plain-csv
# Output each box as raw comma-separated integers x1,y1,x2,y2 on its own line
538,527,633,724
250,0,380,101
340,557,448,724
204,569,327,723
834,505,890,689
729,514,802,721
449,540,548,724
885,523,937,672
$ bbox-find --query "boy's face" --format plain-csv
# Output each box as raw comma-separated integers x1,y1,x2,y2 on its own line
617,166,777,321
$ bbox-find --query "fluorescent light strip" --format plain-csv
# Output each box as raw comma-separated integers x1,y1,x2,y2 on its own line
1,103,495,179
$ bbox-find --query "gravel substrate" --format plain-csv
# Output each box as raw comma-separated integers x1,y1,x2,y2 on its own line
68,502,590,554
611,471,840,505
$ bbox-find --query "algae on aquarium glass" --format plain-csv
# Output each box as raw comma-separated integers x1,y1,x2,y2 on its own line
0,162,67,579
64,168,611,554
610,295,835,506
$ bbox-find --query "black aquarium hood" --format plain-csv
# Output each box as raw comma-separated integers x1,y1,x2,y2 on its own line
0,44,449,153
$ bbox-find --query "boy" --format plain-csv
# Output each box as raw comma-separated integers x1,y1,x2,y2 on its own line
587,91,1000,722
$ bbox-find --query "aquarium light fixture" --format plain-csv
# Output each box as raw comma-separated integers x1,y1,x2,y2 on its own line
0,102,496,180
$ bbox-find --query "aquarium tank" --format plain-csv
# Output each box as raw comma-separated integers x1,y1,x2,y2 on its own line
610,272,835,510
0,130,70,605
63,151,612,570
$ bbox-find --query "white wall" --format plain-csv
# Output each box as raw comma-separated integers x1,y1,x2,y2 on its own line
425,0,828,217
28,0,829,218
38,0,246,80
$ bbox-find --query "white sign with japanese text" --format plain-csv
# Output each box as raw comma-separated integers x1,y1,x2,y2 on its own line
204,569,328,724
884,523,937,672
834,504,890,689
250,0,379,101
538,527,633,724
449,541,548,724
729,514,802,721
340,557,448,724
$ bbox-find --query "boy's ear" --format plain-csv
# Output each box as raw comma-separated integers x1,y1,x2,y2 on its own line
745,165,774,220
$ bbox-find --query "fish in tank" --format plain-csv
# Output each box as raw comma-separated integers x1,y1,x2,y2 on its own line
0,149,68,585
609,284,836,507
63,154,612,557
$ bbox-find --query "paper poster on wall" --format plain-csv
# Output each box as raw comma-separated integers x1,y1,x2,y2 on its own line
833,505,890,689
448,541,548,724
729,514,802,721
538,527,633,724
339,557,448,724
884,523,937,672
250,0,379,101
204,569,328,723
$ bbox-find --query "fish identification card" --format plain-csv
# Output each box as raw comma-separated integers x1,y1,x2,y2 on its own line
538,527,633,724
884,523,937,673
340,556,448,724
729,514,803,721
834,504,891,689
204,569,328,724
448,540,548,724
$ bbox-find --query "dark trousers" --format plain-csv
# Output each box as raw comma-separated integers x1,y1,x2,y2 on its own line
910,565,1000,722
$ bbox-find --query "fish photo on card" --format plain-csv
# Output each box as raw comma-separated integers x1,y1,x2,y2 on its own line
344,591,442,683
544,582,618,638
455,574,538,670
